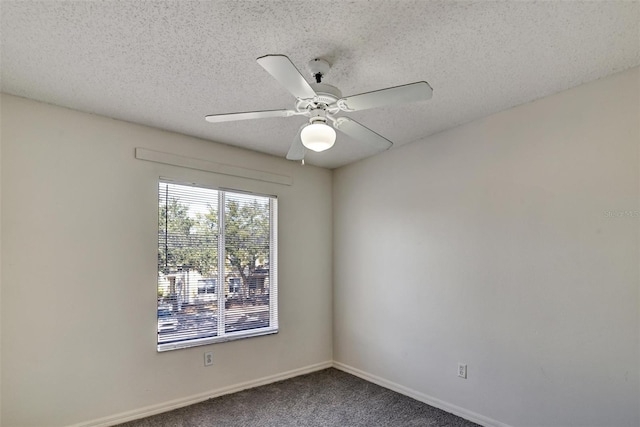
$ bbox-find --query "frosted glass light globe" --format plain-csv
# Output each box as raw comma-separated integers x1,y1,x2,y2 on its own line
300,123,336,152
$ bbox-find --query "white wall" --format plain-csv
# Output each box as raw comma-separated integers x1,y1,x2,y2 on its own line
0,92,3,425
0,94,333,427
333,67,640,427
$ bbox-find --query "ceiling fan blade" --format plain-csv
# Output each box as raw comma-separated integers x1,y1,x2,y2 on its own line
338,81,433,112
257,54,317,100
286,125,307,161
333,117,393,151
205,109,293,123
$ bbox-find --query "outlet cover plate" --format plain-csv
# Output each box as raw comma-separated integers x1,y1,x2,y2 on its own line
204,351,213,366
458,363,467,379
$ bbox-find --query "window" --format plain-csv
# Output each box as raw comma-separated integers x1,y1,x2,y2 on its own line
157,180,278,351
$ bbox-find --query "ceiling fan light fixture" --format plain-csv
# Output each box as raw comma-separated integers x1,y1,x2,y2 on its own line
300,122,336,152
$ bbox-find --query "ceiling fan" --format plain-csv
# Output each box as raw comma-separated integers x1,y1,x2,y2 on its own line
205,54,433,162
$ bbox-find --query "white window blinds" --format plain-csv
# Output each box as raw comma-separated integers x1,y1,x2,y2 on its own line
157,180,278,351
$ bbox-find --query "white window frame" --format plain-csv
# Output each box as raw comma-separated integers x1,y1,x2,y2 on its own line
157,179,278,352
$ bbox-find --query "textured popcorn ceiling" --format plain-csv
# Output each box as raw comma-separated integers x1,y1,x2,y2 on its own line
1,1,639,169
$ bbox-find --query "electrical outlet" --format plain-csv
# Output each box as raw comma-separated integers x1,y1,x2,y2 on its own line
458,363,467,379
204,351,213,366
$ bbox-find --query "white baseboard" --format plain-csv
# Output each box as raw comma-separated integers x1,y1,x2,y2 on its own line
71,360,508,427
332,361,512,427
71,360,333,427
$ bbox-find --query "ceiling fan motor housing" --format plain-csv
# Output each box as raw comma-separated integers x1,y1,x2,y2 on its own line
295,83,342,112
311,83,342,102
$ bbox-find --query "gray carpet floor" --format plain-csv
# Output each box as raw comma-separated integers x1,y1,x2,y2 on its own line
116,368,480,427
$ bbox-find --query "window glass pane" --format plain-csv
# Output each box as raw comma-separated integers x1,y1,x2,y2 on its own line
158,182,219,346
224,192,272,334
